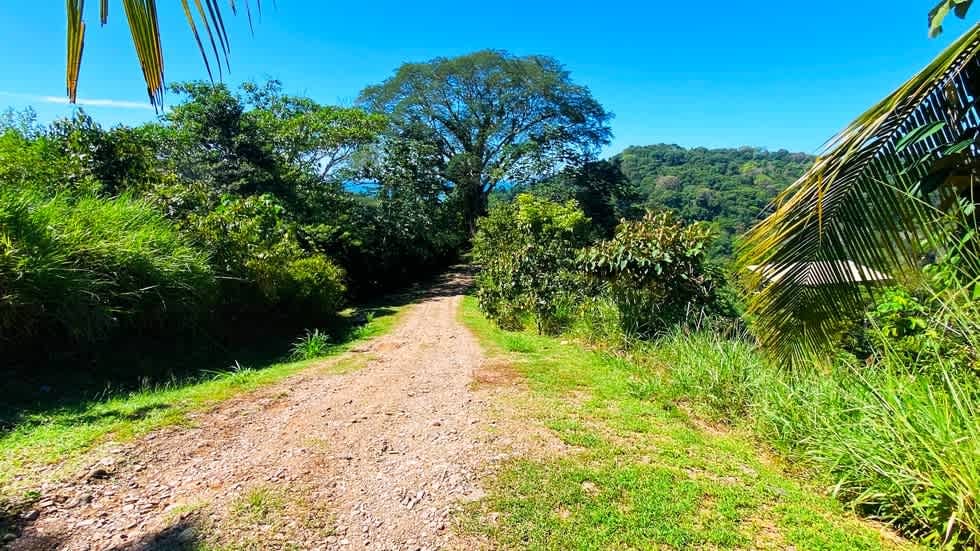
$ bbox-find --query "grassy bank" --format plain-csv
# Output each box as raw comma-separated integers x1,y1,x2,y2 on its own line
458,296,912,550
651,332,980,548
0,303,406,496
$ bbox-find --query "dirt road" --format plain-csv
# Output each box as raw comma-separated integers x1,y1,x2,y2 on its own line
13,273,494,550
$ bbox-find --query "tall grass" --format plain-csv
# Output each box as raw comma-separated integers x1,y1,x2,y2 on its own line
652,331,980,547
0,187,214,343
289,329,331,360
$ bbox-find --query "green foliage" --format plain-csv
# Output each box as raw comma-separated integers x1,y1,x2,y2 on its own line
186,193,346,314
929,0,974,37
46,111,167,195
472,194,592,333
0,187,214,343
651,330,980,547
864,265,980,376
153,79,459,300
0,128,73,191
459,297,906,551
738,29,980,362
360,50,612,229
328,137,467,295
507,159,640,236
617,144,812,258
866,288,938,364
579,211,721,337
159,82,287,201
243,80,388,181
289,329,331,361
283,256,347,314
0,80,411,357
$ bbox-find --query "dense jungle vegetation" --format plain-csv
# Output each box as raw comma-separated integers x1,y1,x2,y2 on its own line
616,144,814,257
2,2,980,549
0,78,469,362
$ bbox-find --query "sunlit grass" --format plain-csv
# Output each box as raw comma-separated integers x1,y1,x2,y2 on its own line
458,296,912,550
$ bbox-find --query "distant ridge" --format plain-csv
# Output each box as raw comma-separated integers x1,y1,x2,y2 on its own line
613,144,814,258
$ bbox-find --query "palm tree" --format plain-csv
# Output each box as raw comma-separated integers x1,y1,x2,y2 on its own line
66,1,264,109
739,22,980,363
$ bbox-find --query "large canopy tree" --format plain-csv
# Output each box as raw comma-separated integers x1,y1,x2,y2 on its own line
739,22,980,363
358,50,612,231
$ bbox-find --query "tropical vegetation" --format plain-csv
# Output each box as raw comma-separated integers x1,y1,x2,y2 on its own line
2,4,978,549
616,144,813,257
468,21,980,547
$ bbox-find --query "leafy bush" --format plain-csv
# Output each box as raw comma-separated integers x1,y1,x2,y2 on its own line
186,193,346,316
472,194,593,333
0,130,75,192
863,240,980,374
866,287,937,362
579,211,722,337
282,256,346,314
0,188,214,343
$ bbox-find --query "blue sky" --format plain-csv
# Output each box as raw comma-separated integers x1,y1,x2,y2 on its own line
0,2,974,156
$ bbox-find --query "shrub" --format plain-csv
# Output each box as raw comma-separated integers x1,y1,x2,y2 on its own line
0,130,73,191
289,329,331,361
472,194,593,333
186,193,345,316
282,255,346,314
579,211,722,338
861,241,980,374
0,188,214,343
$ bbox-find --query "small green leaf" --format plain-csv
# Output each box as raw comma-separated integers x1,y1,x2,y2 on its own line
896,121,946,152
943,138,974,156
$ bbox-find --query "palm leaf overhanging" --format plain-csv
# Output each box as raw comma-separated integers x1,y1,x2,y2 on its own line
739,23,980,364
929,0,975,37
65,0,265,109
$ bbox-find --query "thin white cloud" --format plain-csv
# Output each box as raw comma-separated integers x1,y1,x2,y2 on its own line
0,91,155,110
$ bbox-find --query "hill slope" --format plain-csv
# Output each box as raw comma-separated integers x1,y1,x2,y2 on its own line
616,144,813,258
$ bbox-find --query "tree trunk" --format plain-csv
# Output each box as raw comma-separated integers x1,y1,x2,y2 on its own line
461,179,488,235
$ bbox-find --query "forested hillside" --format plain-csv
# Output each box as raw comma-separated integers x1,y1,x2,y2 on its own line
617,144,813,257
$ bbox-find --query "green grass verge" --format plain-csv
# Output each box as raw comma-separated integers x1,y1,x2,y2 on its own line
458,296,914,550
0,305,405,495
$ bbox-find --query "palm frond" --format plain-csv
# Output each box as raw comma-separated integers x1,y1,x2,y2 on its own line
121,0,166,108
66,0,85,103
929,0,974,37
65,0,265,109
739,23,980,364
